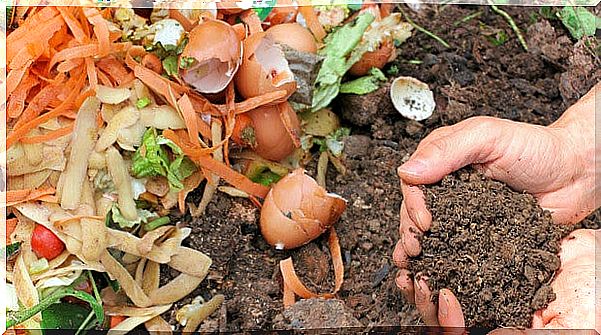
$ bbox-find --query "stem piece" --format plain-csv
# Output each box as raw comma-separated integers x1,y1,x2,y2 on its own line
489,3,529,51
399,7,451,49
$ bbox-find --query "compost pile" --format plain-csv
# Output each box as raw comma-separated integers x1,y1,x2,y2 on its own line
409,168,571,328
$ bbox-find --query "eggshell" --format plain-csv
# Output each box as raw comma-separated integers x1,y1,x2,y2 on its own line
235,32,296,103
266,23,317,54
247,102,300,161
181,20,242,94
348,41,395,76
390,76,435,121
260,169,346,249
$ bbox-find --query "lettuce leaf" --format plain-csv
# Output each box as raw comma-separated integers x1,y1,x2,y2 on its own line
559,7,597,40
132,128,196,191
311,13,375,112
111,204,157,229
340,68,386,95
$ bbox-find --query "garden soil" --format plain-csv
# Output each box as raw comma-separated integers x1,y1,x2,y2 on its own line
159,4,600,331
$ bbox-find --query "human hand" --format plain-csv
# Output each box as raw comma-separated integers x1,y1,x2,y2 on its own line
395,229,599,332
392,83,599,329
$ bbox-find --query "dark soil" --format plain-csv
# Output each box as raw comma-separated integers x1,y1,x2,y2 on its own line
408,168,571,328
164,5,600,331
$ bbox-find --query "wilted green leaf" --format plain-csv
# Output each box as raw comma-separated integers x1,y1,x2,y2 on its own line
340,68,387,95
559,6,597,39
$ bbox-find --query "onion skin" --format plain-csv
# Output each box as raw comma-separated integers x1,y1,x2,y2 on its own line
266,23,317,54
260,169,346,249
348,41,395,77
235,32,296,103
247,102,300,161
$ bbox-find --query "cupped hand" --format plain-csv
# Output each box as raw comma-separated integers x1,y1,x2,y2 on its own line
392,84,599,330
395,229,599,332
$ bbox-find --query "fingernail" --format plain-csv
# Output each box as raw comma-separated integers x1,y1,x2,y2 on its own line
398,160,427,178
439,290,449,318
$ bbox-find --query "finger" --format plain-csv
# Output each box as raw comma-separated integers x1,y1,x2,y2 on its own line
438,289,465,328
400,180,432,232
397,117,503,185
414,275,438,326
393,240,409,268
401,203,421,256
395,269,415,304
531,310,545,329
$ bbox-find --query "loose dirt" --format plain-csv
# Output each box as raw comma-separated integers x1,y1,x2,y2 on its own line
162,5,599,331
409,168,571,328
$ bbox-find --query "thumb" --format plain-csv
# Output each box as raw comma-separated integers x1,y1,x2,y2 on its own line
398,117,504,185
438,289,465,328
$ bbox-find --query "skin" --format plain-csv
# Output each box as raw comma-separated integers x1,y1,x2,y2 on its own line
393,82,600,332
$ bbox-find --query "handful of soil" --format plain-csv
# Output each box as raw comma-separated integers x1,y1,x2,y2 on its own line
409,168,571,328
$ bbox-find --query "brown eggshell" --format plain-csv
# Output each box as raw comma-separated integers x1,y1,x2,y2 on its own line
235,32,296,103
348,41,395,77
266,23,317,54
181,19,241,63
247,102,300,161
260,169,347,249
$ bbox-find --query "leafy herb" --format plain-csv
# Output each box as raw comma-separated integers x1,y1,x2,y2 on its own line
312,13,375,112
7,277,104,329
558,7,598,40
111,204,157,229
179,56,195,69
304,127,350,157
339,68,386,95
41,303,90,330
253,0,277,20
132,128,196,191
387,64,400,76
162,55,179,77
136,97,151,109
251,171,283,187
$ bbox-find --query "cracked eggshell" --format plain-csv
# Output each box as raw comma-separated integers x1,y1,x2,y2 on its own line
235,32,296,103
247,102,300,161
260,169,347,249
390,76,435,121
266,23,317,54
180,19,242,94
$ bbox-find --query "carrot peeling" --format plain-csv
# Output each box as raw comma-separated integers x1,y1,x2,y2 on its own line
6,187,57,207
279,228,344,305
20,124,74,144
177,94,201,147
5,218,19,245
297,5,326,42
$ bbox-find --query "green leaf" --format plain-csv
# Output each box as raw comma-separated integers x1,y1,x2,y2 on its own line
144,216,171,231
559,6,597,39
132,128,197,192
339,68,387,95
5,242,21,259
136,97,151,109
7,285,104,329
253,0,277,21
312,13,375,112
251,171,283,187
487,30,508,46
162,55,179,77
111,204,157,229
41,303,90,330
179,56,195,69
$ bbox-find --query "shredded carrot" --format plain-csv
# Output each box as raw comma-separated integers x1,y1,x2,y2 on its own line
83,8,110,57
7,73,86,148
6,187,57,207
5,218,19,245
85,57,98,91
178,95,201,147
8,73,39,119
6,63,32,97
20,124,74,144
97,69,114,87
49,44,98,70
57,58,84,73
10,43,45,70
7,7,60,63
297,5,326,42
169,9,195,32
14,78,65,129
279,228,344,304
57,6,88,43
141,54,163,74
97,56,134,86
133,63,182,107
215,90,288,115
283,281,296,308
163,130,270,199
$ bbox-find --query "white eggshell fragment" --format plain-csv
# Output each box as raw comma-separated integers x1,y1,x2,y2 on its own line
390,76,435,121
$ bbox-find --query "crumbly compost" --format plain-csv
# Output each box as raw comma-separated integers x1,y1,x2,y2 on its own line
409,168,571,328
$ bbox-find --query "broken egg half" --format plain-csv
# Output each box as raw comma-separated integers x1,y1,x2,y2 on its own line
247,101,300,161
260,169,347,249
390,76,435,121
266,23,317,54
180,19,242,94
235,32,297,103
